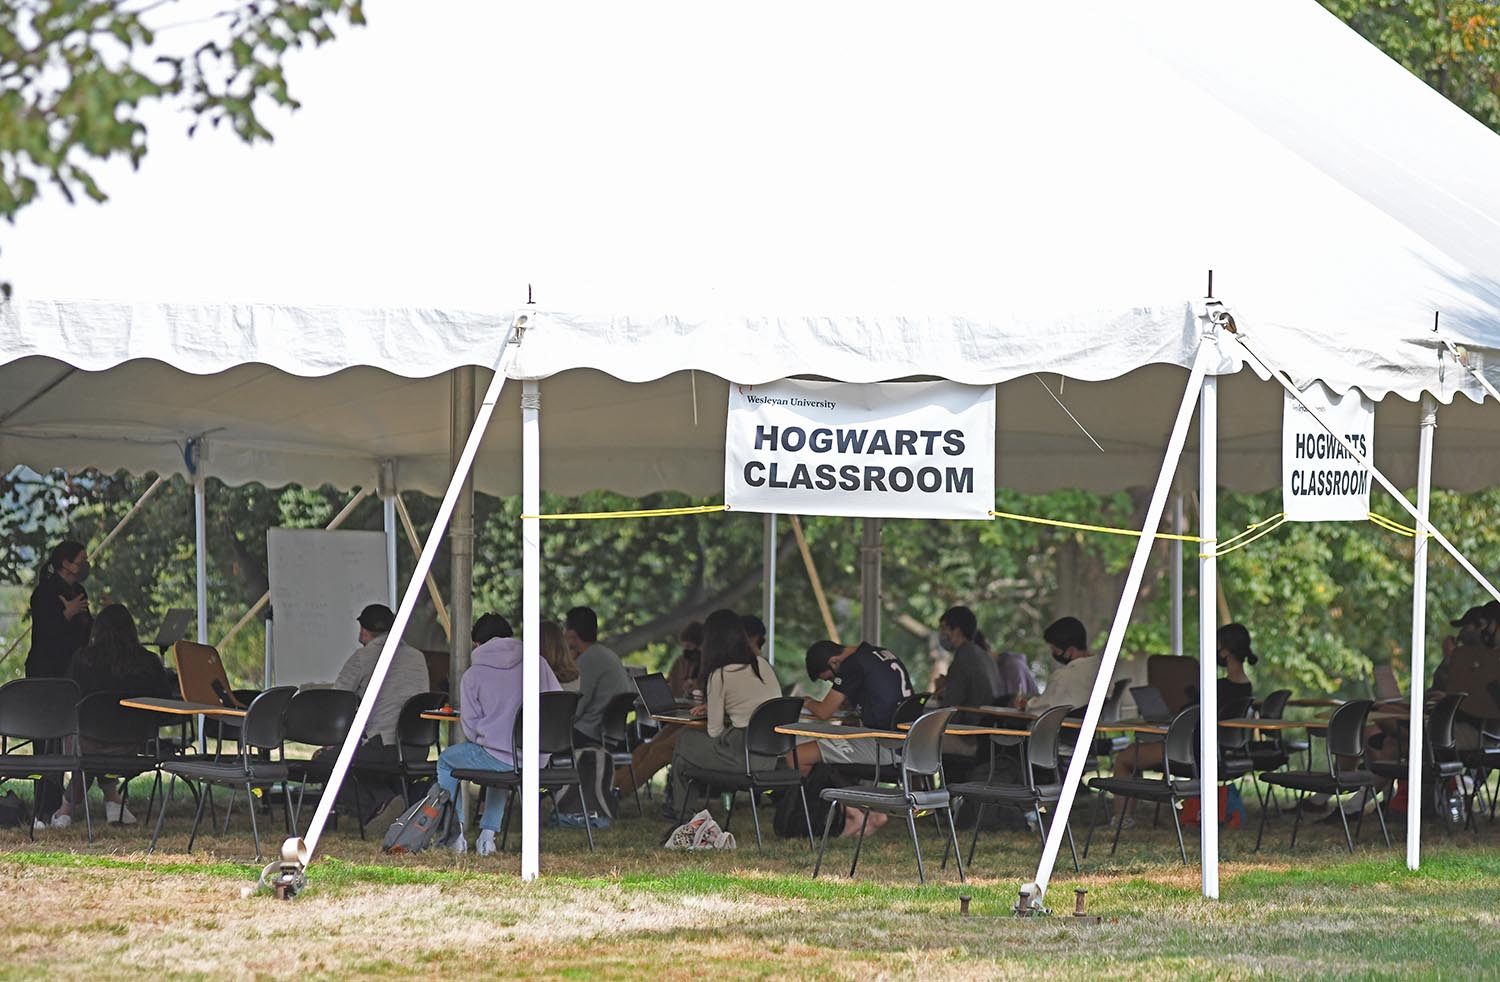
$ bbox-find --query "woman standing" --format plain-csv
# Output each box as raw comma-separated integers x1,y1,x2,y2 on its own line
27,540,93,680
665,609,782,814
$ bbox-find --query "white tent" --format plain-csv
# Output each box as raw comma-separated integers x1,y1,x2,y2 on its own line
3,0,1500,892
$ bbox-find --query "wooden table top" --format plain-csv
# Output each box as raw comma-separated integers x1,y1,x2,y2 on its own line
119,697,246,718
420,709,461,723
650,712,707,728
1094,718,1170,736
775,721,905,740
896,721,1030,737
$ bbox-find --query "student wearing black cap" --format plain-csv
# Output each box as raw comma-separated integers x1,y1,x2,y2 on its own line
323,603,432,819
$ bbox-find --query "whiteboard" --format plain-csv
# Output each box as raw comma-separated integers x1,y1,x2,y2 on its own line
267,528,391,687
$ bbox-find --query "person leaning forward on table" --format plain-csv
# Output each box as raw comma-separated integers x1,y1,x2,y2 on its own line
664,609,782,814
786,638,916,836
314,602,431,821
1104,622,1256,829
438,613,562,856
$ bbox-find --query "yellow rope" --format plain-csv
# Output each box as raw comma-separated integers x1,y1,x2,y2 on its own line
988,510,1202,542
1368,512,1418,537
1216,512,1286,552
1202,515,1286,558
520,504,728,521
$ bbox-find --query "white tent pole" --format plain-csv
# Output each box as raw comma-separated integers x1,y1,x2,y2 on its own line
381,459,399,608
1171,491,1184,658
1198,374,1220,899
1407,393,1436,870
763,513,777,664
521,379,542,880
1029,340,1212,905
194,465,208,644
290,318,525,864
1235,336,1500,604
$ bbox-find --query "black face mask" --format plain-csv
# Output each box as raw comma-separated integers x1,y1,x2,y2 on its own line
683,647,700,661
70,559,91,583
1051,649,1069,667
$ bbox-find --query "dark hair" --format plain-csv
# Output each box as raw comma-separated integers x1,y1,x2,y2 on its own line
702,608,760,687
972,629,990,651
81,604,147,678
565,606,598,644
740,613,767,646
357,603,396,633
1217,622,1257,666
680,620,704,646
472,613,514,645
42,539,86,578
1043,616,1087,653
940,605,978,640
805,640,844,681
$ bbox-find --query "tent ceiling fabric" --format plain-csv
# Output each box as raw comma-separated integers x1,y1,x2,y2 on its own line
1,358,1494,496
2,0,1500,495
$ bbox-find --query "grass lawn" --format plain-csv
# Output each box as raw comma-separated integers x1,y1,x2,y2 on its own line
2,780,1498,980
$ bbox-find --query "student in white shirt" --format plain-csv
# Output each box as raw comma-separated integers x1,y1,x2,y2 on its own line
1018,616,1100,714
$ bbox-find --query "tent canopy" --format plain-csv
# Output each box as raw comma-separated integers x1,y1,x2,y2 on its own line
2,0,1499,495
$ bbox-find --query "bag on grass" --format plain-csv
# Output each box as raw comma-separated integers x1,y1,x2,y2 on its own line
382,784,453,855
664,808,736,850
773,763,844,838
1181,786,1244,829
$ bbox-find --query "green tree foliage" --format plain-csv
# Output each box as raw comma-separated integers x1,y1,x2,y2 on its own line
1320,0,1500,131
0,0,365,292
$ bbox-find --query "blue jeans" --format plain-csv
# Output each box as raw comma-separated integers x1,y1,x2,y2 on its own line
437,742,514,832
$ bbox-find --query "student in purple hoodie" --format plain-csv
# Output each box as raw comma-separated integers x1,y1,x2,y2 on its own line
438,613,561,856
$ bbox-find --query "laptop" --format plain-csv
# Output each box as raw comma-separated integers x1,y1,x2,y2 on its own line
152,608,195,650
1129,685,1174,723
634,673,681,718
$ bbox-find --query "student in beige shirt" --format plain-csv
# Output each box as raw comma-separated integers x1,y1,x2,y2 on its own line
666,609,783,813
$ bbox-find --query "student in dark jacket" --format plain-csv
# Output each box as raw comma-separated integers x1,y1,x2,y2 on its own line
52,604,171,828
27,539,93,680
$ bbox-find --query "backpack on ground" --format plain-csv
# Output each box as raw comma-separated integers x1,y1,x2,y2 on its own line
773,763,845,838
382,784,453,854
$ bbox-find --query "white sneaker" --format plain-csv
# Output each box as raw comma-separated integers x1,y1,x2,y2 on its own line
476,830,497,857
50,811,72,829
33,819,47,832
105,801,137,825
451,833,468,855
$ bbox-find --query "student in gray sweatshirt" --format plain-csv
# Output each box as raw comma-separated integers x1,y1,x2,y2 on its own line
564,606,635,746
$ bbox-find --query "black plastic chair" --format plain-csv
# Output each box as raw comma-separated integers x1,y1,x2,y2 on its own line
675,696,816,849
76,690,162,832
0,678,85,840
151,686,296,861
453,690,600,853
281,688,361,835
947,704,1079,873
1256,699,1390,853
351,690,448,807
600,690,643,816
812,707,965,885
1085,707,1200,865
1371,692,1469,835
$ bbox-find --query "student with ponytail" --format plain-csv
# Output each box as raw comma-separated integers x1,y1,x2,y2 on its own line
27,540,93,680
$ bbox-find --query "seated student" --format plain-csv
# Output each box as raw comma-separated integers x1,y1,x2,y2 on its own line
930,605,1002,714
1106,622,1256,828
612,621,703,796
565,606,635,748
326,603,432,818
53,603,171,827
1018,616,1103,714
666,609,783,812
786,638,916,836
988,634,1040,707
540,619,580,693
438,613,561,856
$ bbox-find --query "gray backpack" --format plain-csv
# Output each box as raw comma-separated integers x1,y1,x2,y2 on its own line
382,785,454,854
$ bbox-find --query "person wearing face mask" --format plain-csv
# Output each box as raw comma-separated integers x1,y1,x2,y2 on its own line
929,606,1002,719
1017,616,1100,714
27,539,94,681
665,621,704,700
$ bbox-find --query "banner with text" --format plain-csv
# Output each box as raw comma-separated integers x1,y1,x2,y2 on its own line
1282,381,1374,522
724,379,995,520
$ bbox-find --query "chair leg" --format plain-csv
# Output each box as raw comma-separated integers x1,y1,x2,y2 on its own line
813,802,839,878
724,790,737,833
748,786,764,850
906,810,926,886
246,783,262,862
1169,796,1187,865
1083,792,1101,859
944,807,966,884
1108,800,1127,856
79,770,95,843
848,809,871,878
1373,786,1391,848
628,762,643,817
221,789,236,835
1289,793,1306,850
964,802,986,869
579,784,596,853
799,786,816,852
1336,795,1355,853
186,782,210,853
148,776,174,854
1254,785,1272,852
1064,820,1080,874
